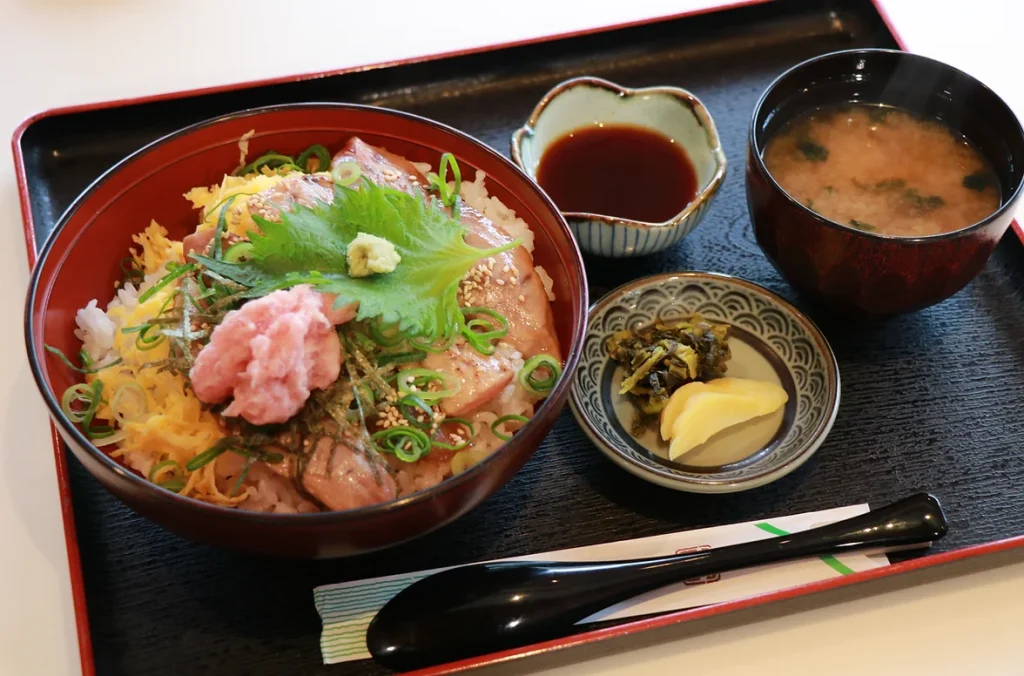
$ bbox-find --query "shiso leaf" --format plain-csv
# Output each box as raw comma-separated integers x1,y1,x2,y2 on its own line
194,179,518,339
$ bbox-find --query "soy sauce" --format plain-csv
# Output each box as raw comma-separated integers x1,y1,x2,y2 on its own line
536,124,698,223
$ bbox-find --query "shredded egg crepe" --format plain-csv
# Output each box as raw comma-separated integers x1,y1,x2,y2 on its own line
90,224,241,505
185,173,288,238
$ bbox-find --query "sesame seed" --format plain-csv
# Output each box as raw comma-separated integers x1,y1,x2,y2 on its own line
496,279,506,286
518,295,526,302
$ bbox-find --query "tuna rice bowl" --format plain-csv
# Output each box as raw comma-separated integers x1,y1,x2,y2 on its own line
46,135,563,515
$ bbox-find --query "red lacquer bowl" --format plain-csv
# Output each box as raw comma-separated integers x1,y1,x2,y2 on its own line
747,49,1024,316
25,103,588,559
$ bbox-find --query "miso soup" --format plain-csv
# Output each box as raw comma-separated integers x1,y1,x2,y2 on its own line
763,104,1000,237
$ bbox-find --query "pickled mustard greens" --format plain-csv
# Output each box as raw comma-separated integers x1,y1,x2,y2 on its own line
606,315,731,435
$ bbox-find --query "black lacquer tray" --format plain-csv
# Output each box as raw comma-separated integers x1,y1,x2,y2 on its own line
14,1,1024,674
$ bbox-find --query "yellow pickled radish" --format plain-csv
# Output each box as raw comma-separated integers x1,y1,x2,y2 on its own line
659,381,707,440
662,377,788,460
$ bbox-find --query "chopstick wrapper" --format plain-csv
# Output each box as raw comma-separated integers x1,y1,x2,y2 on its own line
315,504,890,664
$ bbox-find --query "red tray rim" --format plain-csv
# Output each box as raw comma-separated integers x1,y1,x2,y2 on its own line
12,2,1024,675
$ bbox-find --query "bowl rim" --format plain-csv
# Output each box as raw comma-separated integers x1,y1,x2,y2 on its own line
25,101,588,525
748,47,1024,244
568,270,841,494
510,76,728,230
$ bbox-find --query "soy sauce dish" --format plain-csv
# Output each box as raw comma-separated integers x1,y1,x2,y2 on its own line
512,77,727,257
748,49,1024,316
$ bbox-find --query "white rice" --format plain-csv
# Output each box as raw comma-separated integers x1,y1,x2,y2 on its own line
535,267,556,302
460,169,557,301
460,347,539,458
74,265,170,365
74,300,118,365
460,170,536,254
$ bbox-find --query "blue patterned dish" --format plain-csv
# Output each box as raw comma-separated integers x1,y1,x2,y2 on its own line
569,272,840,493
510,77,727,257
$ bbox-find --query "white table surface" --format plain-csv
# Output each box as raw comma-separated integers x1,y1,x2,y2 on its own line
2,1,1023,674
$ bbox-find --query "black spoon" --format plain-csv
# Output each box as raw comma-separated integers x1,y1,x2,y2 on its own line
367,493,947,671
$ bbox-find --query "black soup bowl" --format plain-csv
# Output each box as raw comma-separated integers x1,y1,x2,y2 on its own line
747,49,1024,316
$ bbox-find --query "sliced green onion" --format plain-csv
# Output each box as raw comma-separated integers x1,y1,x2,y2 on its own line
61,383,97,423
236,152,298,177
518,354,562,394
92,430,126,447
368,320,404,347
61,379,111,439
427,152,462,208
460,307,509,356
149,458,186,491
111,383,147,425
395,368,461,404
356,382,376,407
186,438,232,471
120,257,144,285
159,478,186,492
149,460,186,493
377,350,426,366
410,333,456,354
398,394,435,431
372,427,431,463
347,328,378,355
211,194,239,260
225,444,285,466
130,291,177,351
257,450,285,465
230,461,252,498
81,380,112,439
79,349,94,368
45,345,121,374
431,417,475,451
296,144,331,173
86,424,117,441
201,191,257,222
223,241,254,263
491,414,529,442
331,160,362,186
137,263,195,304
135,324,166,351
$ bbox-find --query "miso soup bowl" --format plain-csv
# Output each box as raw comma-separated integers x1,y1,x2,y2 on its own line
747,49,1024,316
